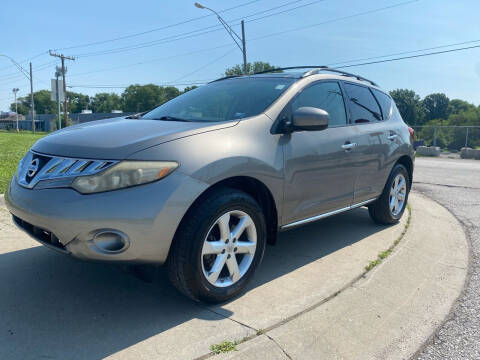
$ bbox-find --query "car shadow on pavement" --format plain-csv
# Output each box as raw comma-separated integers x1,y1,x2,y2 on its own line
0,207,388,359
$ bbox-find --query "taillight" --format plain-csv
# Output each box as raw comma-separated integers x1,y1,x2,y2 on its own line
408,127,415,144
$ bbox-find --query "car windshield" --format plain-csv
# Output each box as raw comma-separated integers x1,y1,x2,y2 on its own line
142,77,295,122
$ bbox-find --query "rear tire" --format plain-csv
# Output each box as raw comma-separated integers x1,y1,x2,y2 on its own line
167,188,266,303
368,164,410,225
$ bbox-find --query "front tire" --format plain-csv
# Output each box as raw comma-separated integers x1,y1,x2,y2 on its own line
167,188,266,303
368,164,410,225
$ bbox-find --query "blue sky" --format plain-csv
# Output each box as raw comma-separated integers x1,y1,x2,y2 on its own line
1,0,479,112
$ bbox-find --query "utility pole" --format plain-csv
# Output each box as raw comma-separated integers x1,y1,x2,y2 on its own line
55,66,62,130
194,3,248,74
241,20,247,74
12,88,19,132
29,62,35,132
49,51,74,126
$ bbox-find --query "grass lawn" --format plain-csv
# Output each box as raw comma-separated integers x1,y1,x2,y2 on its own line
0,131,46,194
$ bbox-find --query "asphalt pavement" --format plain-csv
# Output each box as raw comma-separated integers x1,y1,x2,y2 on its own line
414,157,480,360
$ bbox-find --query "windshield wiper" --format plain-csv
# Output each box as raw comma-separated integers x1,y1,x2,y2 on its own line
126,111,148,119
148,116,191,122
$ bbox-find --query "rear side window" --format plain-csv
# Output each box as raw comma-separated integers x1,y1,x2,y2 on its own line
371,89,392,120
292,82,347,127
343,83,381,123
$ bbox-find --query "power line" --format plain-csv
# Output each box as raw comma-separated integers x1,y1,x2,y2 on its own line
248,0,419,42
0,51,48,72
72,0,417,59
8,42,480,98
0,60,58,81
173,48,237,82
63,1,429,81
4,0,319,65
66,39,480,87
68,43,234,78
0,1,262,77
72,0,329,58
67,81,212,89
174,43,480,84
54,0,261,51
0,64,57,87
0,0,417,85
327,39,480,67
334,44,480,69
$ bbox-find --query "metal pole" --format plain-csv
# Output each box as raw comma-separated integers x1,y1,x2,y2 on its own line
433,126,438,147
13,88,19,132
29,62,35,132
56,74,61,130
465,127,469,148
15,97,18,131
12,88,20,132
241,20,247,75
61,57,68,126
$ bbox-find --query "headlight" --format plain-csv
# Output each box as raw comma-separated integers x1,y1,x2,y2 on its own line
71,161,178,194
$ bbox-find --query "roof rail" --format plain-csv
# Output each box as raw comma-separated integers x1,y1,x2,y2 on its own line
210,66,379,87
209,74,242,83
253,66,379,86
305,66,378,86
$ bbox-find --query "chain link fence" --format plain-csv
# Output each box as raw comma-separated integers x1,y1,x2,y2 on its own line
411,126,480,151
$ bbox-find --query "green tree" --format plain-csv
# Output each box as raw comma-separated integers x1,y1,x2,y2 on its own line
12,90,57,115
389,89,424,125
164,86,181,101
182,85,198,93
121,84,181,112
224,61,278,76
66,91,90,113
422,93,450,121
448,99,475,115
9,99,29,115
90,93,123,113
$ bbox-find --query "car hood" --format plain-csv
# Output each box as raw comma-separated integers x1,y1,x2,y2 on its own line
32,117,238,159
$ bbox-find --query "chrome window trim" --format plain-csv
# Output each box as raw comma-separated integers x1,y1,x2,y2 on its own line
281,198,377,230
17,151,119,190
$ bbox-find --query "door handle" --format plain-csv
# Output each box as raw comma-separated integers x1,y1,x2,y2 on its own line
341,142,357,151
387,134,398,141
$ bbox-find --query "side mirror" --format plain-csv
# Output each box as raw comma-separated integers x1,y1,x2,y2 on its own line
292,107,329,131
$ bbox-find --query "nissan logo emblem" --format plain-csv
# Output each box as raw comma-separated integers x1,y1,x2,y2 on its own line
27,158,40,177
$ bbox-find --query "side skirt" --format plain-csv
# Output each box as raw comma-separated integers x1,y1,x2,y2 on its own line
280,198,377,230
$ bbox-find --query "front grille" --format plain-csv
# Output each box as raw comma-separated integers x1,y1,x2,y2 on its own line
12,215,68,253
17,151,118,189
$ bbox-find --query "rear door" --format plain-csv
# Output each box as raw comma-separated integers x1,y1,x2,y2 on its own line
342,82,390,203
282,81,358,225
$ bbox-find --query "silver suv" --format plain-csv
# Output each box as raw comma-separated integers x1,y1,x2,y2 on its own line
6,66,414,303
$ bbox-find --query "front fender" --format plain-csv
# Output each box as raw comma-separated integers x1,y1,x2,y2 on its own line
129,115,285,223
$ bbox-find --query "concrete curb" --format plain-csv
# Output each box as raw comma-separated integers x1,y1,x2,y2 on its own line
203,193,468,360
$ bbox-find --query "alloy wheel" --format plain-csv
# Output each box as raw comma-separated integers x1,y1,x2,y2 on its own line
201,210,257,288
389,173,407,216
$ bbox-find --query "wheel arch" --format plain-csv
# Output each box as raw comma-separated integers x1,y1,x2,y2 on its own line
171,176,279,253
395,155,414,189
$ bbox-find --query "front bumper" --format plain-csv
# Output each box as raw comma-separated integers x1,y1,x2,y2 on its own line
5,172,208,264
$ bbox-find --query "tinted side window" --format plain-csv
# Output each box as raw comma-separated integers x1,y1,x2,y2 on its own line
292,82,347,127
372,89,392,120
343,83,381,123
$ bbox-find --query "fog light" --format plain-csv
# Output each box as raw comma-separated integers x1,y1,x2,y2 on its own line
92,230,129,253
